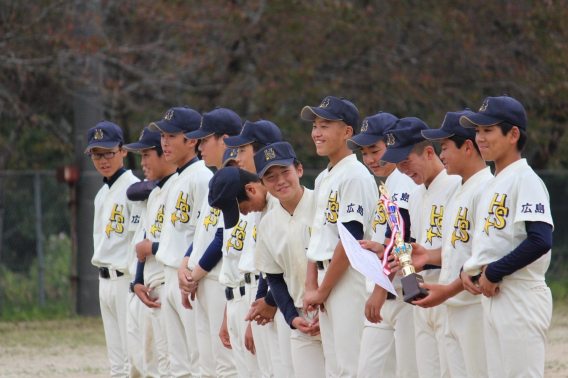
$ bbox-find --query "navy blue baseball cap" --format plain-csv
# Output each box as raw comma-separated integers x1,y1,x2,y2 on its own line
85,120,124,153
222,148,239,167
224,119,282,148
422,109,476,141
148,107,202,134
123,127,162,152
184,107,242,140
208,167,241,229
347,112,399,150
379,117,429,166
254,142,297,178
460,95,528,130
301,96,360,129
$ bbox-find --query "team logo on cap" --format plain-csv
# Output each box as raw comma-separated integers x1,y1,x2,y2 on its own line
264,148,276,161
230,149,237,157
386,133,395,146
94,129,104,140
479,99,489,112
319,98,330,108
165,109,174,120
361,120,369,132
139,130,145,140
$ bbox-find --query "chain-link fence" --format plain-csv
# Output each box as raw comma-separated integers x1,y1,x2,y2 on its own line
0,171,71,318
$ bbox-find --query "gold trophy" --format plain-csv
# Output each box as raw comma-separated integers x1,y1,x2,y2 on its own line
379,182,429,304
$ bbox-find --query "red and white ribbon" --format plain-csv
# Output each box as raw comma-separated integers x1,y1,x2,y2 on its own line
380,194,405,276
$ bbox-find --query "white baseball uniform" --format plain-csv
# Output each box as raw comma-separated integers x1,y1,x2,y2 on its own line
358,168,419,378
463,159,553,378
307,154,379,378
408,168,461,378
156,160,212,378
93,169,140,378
439,167,492,378
189,195,237,378
220,211,261,378
255,188,326,378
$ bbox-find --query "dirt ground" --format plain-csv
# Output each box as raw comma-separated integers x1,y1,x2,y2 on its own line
2,306,568,377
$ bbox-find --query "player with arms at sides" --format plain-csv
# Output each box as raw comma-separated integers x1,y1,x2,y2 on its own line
460,96,553,378
86,120,140,378
378,117,462,378
300,96,378,377
147,107,209,378
180,108,242,378
347,113,419,378
125,126,178,377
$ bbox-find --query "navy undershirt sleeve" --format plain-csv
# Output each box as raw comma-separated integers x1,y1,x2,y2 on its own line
266,273,298,328
256,274,268,300
198,228,224,272
134,261,145,286
184,243,193,258
152,242,159,255
484,222,553,283
342,221,364,240
384,208,411,242
264,290,277,307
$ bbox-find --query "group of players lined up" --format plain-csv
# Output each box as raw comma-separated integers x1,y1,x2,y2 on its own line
87,94,553,378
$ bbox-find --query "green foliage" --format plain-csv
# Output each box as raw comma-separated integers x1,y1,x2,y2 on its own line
549,279,568,303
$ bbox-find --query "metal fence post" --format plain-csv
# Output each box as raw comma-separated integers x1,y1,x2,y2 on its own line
34,172,45,307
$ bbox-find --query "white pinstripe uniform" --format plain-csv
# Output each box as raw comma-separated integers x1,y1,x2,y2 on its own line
408,169,461,378
464,159,553,378
93,169,140,378
357,168,419,378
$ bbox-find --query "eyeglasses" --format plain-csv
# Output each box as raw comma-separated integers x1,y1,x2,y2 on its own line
89,149,121,160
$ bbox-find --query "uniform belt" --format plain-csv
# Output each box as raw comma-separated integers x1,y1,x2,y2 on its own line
225,286,246,301
99,267,124,279
386,292,396,300
244,273,260,284
316,260,331,270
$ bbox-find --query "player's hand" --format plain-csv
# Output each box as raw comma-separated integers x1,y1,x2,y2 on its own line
359,240,385,259
291,316,319,335
179,267,198,293
181,292,195,310
303,288,329,313
365,288,386,323
478,266,499,298
244,322,256,355
245,298,277,325
307,312,321,336
219,316,232,349
408,243,429,272
134,284,161,308
460,270,482,296
135,239,153,262
412,283,449,308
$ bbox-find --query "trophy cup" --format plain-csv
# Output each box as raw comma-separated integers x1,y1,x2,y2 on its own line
379,182,429,304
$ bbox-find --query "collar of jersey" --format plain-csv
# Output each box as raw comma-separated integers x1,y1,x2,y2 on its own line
460,166,492,193
326,154,357,174
494,158,528,179
426,168,450,193
104,166,127,188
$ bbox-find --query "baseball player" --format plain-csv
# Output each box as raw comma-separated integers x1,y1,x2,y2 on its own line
223,119,295,378
147,106,209,378
300,96,379,377
125,126,178,377
460,96,553,378
346,113,419,378
181,107,242,378
86,120,140,378
379,117,462,378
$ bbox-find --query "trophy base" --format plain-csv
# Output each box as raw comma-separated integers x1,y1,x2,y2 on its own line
402,273,429,305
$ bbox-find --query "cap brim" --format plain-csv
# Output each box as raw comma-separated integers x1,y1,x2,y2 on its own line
223,136,253,148
379,145,415,166
460,114,503,128
222,158,237,168
300,106,342,122
184,129,214,140
346,134,383,151
421,129,454,140
148,120,186,134
257,158,295,178
218,200,240,229
123,142,157,152
84,141,120,154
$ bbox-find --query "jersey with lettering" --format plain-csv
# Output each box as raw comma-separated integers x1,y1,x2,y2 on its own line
408,169,461,284
188,196,224,280
219,212,256,288
439,167,492,306
127,201,147,276
155,161,212,269
92,170,140,270
144,175,176,288
307,155,378,262
367,168,417,293
463,159,553,281
255,189,313,308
